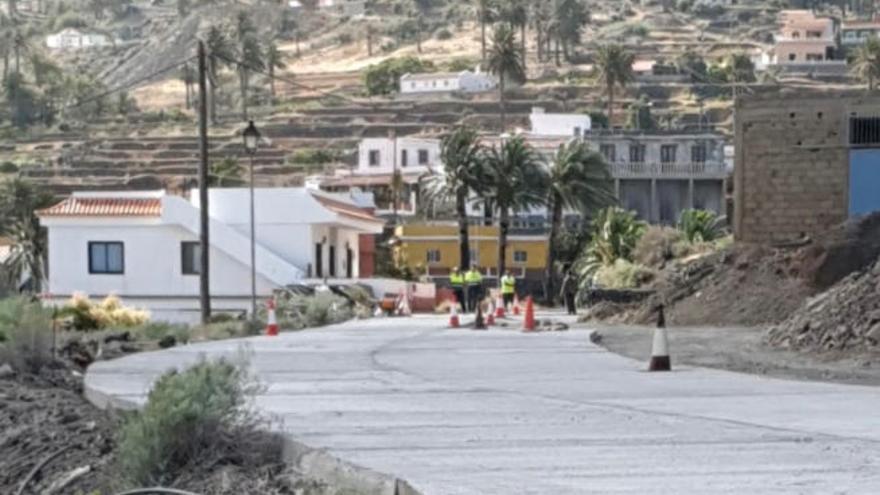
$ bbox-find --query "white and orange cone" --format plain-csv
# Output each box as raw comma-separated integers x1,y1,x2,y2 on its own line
648,305,671,371
486,299,496,326
266,299,279,336
495,293,505,318
449,295,460,328
513,294,521,316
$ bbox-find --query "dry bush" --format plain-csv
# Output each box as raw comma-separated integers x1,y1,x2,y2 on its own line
594,259,655,289
633,226,689,269
61,293,149,331
0,297,56,373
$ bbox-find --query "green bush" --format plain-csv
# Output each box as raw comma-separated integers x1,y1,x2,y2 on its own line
633,226,689,268
116,358,272,487
445,57,478,72
435,28,453,40
576,207,647,287
129,322,190,345
594,259,654,289
287,148,343,165
0,161,18,173
678,209,726,243
0,298,56,373
364,56,435,95
305,292,353,327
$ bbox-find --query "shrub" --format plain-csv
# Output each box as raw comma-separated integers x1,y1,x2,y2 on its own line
0,161,18,173
576,207,647,286
61,293,149,331
445,57,478,72
337,32,353,45
435,28,453,40
129,322,190,345
633,226,688,268
364,56,435,95
274,291,353,329
287,148,342,165
594,259,654,289
116,358,274,487
190,320,260,341
678,209,726,243
0,298,55,373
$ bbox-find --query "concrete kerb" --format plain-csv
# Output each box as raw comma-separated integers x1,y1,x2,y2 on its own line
82,372,423,495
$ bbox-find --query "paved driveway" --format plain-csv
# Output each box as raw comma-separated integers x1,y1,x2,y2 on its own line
86,315,880,494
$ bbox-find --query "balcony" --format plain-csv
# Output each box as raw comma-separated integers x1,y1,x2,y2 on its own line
610,161,727,179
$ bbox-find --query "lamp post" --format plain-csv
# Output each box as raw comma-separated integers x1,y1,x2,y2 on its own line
242,120,260,321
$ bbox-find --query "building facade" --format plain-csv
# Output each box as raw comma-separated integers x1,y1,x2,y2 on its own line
400,71,497,95
734,92,880,244
841,20,880,47
529,107,591,137
38,189,384,322
771,10,844,73
46,28,112,50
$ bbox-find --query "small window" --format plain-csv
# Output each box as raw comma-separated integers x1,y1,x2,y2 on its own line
600,144,616,162
788,53,796,61
513,250,527,263
426,249,441,264
691,144,707,163
89,242,124,274
573,126,581,137
660,144,677,164
629,144,646,163
368,150,380,167
418,149,429,165
181,241,201,275
401,149,408,167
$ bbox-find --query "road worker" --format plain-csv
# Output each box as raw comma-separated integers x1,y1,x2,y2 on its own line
465,265,483,313
449,266,465,312
500,270,516,311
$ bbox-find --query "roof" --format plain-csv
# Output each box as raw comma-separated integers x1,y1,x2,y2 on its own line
401,71,467,81
842,21,880,30
632,60,656,73
322,173,425,187
311,193,385,224
37,197,162,217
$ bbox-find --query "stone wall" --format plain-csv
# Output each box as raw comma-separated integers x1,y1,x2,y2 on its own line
734,92,880,243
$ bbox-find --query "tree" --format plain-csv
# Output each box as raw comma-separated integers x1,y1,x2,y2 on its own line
363,56,434,95
676,50,707,83
500,0,528,71
237,36,264,120
531,1,552,63
422,126,484,271
4,73,38,128
479,136,544,279
576,207,646,285
180,63,196,109
209,157,243,187
0,179,54,293
852,37,880,90
487,24,525,131
626,95,656,130
554,0,588,61
177,0,189,16
264,40,286,101
475,0,495,63
206,24,232,123
412,0,431,53
11,29,28,77
726,52,755,98
542,140,615,303
594,44,634,129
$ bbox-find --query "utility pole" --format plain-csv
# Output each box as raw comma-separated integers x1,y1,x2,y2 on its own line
198,40,211,323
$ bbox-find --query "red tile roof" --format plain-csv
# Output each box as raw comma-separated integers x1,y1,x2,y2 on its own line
311,193,384,224
37,197,162,217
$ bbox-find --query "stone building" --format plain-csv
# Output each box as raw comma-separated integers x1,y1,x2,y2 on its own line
734,91,880,244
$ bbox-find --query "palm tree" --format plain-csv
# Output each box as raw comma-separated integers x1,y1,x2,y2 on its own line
531,2,551,63
205,24,232,123
480,136,544,279
12,29,29,76
233,12,263,120
422,126,484,270
594,44,634,130
475,0,494,63
555,0,589,62
180,63,196,109
264,40,286,101
501,0,528,71
487,24,526,131
0,179,54,293
542,140,615,303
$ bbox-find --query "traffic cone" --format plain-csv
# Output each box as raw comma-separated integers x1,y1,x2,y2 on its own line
513,294,521,316
449,294,460,328
474,299,487,330
495,293,505,318
266,298,279,336
522,296,535,332
486,299,496,326
398,290,412,316
648,305,671,371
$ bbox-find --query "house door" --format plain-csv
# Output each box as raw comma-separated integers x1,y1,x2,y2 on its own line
329,246,337,278
314,243,323,278
346,247,354,278
849,149,880,216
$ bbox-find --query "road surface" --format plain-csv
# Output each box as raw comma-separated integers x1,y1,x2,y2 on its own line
86,315,880,494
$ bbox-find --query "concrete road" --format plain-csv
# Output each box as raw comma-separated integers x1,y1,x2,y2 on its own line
86,315,880,494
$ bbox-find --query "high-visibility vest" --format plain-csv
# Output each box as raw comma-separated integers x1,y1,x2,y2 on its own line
465,270,483,285
501,275,516,294
449,273,464,287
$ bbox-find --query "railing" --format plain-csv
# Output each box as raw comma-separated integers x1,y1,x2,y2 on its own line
609,161,727,178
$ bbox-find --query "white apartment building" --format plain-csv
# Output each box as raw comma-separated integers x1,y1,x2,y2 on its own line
529,107,592,137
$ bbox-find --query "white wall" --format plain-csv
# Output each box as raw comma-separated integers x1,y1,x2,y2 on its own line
530,108,592,137
356,137,441,174
459,72,496,92
401,75,462,94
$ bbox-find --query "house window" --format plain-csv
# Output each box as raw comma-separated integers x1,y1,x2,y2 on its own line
513,250,528,263
181,241,201,275
806,53,823,61
691,144,707,163
401,149,408,167
418,149,429,165
600,144,616,162
426,249,441,264
89,241,124,274
788,53,797,61
660,144,677,164
791,31,800,38
850,116,880,145
368,150,380,167
629,144,646,163
573,126,582,137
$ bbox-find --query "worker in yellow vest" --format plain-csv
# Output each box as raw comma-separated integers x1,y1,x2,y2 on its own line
500,270,516,311
465,266,483,313
449,266,465,312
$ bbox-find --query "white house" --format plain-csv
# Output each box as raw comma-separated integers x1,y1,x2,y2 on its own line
400,70,496,95
529,107,592,137
316,0,366,16
37,189,384,323
46,28,112,50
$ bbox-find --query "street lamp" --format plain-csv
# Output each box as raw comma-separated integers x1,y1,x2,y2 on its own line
243,120,260,321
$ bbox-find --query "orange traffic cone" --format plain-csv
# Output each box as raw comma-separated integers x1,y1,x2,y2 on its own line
513,294,521,316
449,294,460,328
266,298,279,336
522,296,535,332
486,299,496,326
495,293,505,318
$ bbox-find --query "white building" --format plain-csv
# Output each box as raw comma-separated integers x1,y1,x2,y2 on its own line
400,70,496,95
529,107,592,137
316,0,366,16
46,28,112,50
37,189,384,323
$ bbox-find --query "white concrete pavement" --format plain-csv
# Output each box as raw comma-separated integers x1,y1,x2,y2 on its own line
86,314,880,494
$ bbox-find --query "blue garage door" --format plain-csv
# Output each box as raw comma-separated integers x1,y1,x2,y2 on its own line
849,149,880,216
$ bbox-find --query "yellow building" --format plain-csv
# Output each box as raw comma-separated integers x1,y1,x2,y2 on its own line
392,223,548,279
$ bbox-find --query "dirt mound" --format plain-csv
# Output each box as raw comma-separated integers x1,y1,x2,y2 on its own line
792,212,880,289
767,259,880,355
